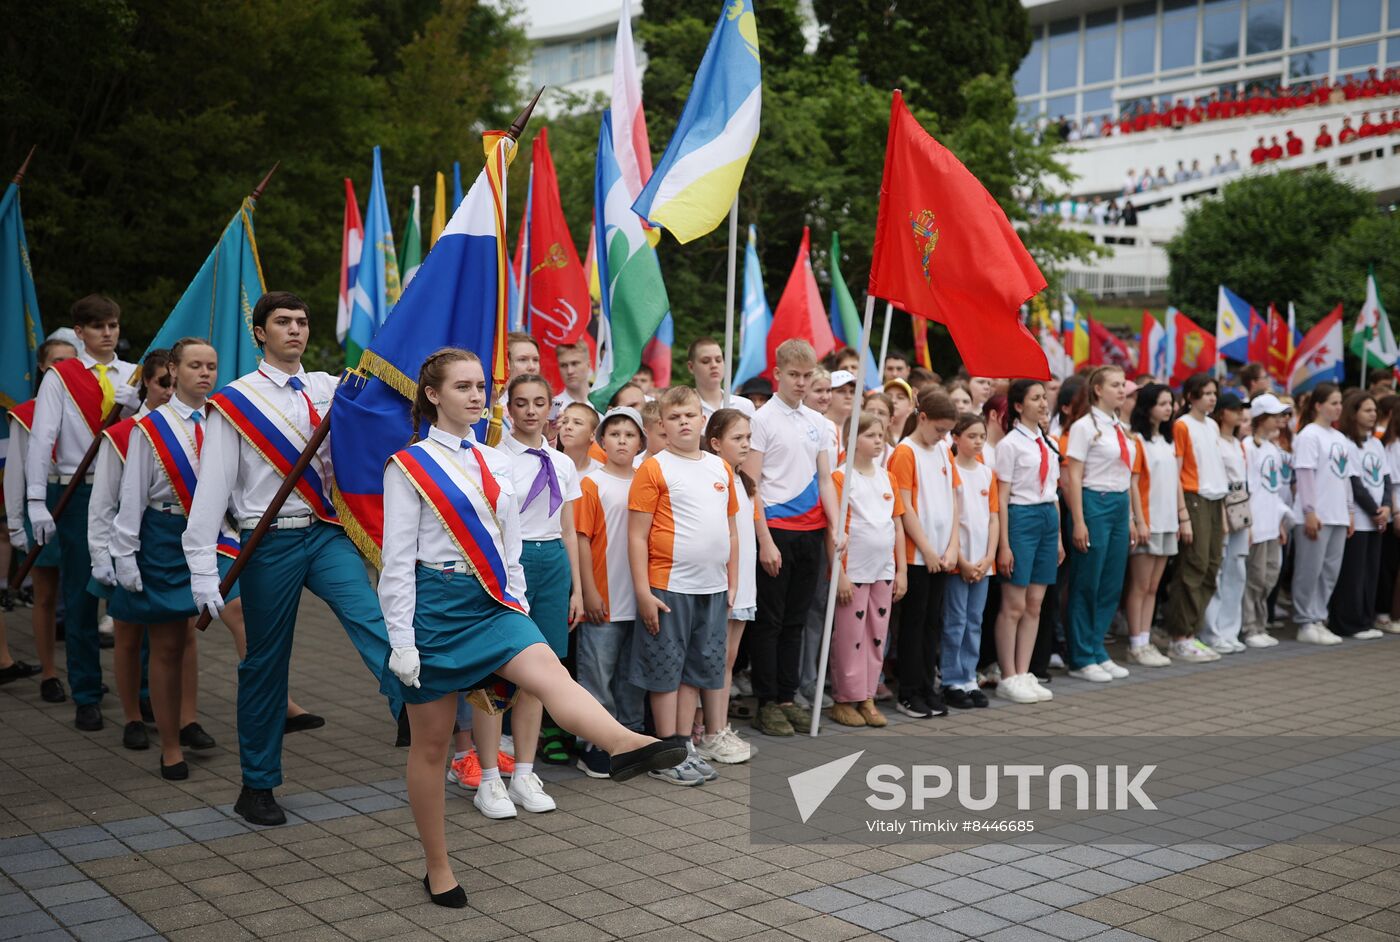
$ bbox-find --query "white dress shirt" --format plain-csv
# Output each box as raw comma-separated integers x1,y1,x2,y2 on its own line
112,399,203,560
1065,407,1135,493
497,433,581,541
699,393,755,419
88,404,150,568
25,352,137,498
378,425,527,650
4,417,29,548
182,363,336,580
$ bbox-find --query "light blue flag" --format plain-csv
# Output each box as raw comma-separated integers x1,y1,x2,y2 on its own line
0,179,44,423
346,146,401,367
733,224,771,387
142,197,265,389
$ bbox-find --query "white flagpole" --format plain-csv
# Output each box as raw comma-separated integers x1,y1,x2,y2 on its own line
722,196,739,397
810,293,877,737
877,301,894,382
514,164,534,334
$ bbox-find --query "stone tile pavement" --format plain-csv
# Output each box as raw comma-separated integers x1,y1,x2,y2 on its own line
4,594,1400,941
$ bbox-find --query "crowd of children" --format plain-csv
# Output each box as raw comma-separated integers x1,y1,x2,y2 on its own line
6,293,1400,907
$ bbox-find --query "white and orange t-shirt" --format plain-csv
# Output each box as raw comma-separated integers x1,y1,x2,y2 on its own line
629,449,738,594
953,460,998,563
1174,414,1228,499
888,437,958,566
832,466,905,583
574,468,637,622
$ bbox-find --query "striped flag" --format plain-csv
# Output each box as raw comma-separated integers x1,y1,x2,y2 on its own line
335,179,363,347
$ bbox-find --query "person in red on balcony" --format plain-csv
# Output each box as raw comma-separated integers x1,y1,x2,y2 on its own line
1389,110,1400,134
1284,130,1303,157
1362,68,1381,98
1339,118,1358,144
1171,99,1189,127
1266,136,1284,160
1188,98,1205,123
1250,137,1269,165
1315,124,1334,150
1358,112,1378,138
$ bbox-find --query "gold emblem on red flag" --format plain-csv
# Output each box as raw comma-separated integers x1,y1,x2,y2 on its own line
908,210,940,286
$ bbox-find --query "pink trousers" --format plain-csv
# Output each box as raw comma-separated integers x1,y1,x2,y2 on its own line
830,579,894,703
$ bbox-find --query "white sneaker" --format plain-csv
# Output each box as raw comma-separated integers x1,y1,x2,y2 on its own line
983,664,1002,685
1098,659,1129,679
1048,653,1066,670
1243,633,1278,648
734,671,753,696
1169,639,1215,662
1229,639,1248,653
1068,663,1113,683
697,726,752,764
996,674,1039,704
1209,641,1235,655
473,779,517,819
1381,619,1400,635
1192,639,1223,661
1125,644,1171,667
1297,623,1343,646
1377,615,1392,630
1351,628,1384,640
1027,676,1053,701
507,771,556,813
98,615,114,635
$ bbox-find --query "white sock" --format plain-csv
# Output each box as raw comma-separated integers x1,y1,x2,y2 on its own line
514,762,533,779
480,766,501,785
452,750,469,762
1129,634,1148,649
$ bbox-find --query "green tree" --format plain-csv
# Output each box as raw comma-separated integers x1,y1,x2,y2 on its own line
1166,170,1374,329
1303,212,1400,322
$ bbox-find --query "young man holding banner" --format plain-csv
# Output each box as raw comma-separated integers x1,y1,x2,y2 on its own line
182,291,400,827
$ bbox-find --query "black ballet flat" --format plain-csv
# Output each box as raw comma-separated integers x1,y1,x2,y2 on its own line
609,740,688,782
160,760,189,781
284,713,325,734
423,874,467,909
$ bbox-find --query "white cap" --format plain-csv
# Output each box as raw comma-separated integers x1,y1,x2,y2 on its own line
830,369,857,389
596,406,647,450
1249,393,1290,418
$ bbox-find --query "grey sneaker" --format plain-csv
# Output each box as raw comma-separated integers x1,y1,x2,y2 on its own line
648,759,705,786
753,702,795,736
686,742,719,781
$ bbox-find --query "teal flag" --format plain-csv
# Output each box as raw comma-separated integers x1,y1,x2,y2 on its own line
0,179,44,416
828,231,878,389
347,146,401,367
143,197,265,389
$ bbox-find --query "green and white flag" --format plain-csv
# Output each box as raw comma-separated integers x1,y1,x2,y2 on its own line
1350,266,1396,370
399,184,423,290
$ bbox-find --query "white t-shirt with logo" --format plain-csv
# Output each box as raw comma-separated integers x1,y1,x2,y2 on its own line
833,465,903,583
1245,438,1288,544
1351,435,1388,532
1291,424,1354,527
953,460,998,564
575,469,637,621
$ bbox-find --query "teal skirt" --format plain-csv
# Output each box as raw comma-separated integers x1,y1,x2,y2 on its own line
108,510,240,623
381,564,547,705
522,539,570,657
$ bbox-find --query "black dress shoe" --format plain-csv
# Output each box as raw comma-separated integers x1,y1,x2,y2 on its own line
140,698,155,723
924,691,949,718
160,760,189,781
969,689,990,708
284,713,325,734
395,708,411,747
0,660,38,684
75,704,103,732
234,786,287,826
179,723,216,750
40,678,67,703
609,740,688,782
122,720,149,750
942,687,974,710
423,874,467,909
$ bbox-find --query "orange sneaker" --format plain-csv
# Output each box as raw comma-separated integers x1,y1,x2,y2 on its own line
447,750,481,790
497,750,516,775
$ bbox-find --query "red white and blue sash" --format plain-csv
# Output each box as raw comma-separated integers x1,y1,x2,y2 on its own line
391,442,524,614
51,358,104,435
102,417,140,463
137,408,199,514
209,382,339,525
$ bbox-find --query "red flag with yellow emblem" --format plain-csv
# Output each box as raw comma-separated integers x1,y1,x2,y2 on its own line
868,91,1049,379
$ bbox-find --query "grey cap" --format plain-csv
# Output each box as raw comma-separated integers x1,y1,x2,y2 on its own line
596,405,647,450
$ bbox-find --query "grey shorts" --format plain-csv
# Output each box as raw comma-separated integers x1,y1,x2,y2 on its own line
629,589,729,692
1132,531,1179,557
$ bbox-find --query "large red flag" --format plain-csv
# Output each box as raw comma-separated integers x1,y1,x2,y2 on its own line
1088,316,1132,370
1246,305,1268,364
765,226,835,378
1169,308,1217,385
1265,303,1291,384
868,91,1049,380
513,127,590,391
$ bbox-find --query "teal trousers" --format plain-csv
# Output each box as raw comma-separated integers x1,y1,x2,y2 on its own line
1066,489,1129,670
53,482,102,706
236,522,400,789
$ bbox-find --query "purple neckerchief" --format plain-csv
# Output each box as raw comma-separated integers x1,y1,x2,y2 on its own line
523,447,563,516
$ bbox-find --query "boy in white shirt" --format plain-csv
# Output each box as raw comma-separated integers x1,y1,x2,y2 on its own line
551,341,598,418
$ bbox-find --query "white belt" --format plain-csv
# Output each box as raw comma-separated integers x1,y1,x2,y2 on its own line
148,501,186,516
419,559,469,573
238,514,312,530
48,473,94,485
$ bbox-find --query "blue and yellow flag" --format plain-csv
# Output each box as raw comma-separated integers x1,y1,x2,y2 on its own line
631,0,761,244
0,177,44,418
331,132,518,565
346,146,401,368
143,197,264,388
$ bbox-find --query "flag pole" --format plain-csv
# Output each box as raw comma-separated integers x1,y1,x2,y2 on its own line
809,293,877,737
11,146,36,185
722,195,739,397
877,301,893,382
515,162,533,333
193,90,544,631
14,163,281,591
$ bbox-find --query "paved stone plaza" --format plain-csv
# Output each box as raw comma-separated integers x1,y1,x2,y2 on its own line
4,595,1400,942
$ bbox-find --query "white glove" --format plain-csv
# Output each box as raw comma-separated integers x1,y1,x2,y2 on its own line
92,553,116,587
112,381,141,412
114,555,143,593
389,647,422,689
8,527,28,552
191,573,225,619
26,500,55,546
